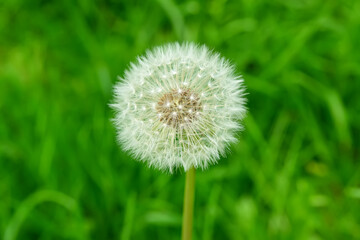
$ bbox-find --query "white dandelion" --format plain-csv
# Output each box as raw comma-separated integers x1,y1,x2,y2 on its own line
111,42,246,173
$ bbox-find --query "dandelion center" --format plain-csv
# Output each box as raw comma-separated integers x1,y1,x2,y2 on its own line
156,88,201,128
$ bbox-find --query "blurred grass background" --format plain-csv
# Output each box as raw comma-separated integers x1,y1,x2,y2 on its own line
1,0,360,239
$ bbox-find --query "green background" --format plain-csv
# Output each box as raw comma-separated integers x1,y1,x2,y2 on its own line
1,0,359,239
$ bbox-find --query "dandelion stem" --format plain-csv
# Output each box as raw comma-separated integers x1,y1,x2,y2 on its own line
181,167,195,240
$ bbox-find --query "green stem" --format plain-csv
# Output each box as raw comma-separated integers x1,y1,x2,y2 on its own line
181,167,196,240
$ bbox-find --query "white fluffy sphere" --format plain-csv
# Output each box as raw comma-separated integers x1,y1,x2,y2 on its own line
111,42,246,172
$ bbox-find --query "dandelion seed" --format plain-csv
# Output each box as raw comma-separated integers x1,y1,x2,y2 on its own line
111,42,247,172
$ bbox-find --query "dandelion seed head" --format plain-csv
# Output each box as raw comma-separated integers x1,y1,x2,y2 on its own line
111,42,247,172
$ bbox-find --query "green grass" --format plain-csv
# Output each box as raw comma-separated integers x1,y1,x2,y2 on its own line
1,0,360,239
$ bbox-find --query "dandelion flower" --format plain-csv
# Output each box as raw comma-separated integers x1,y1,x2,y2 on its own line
111,42,246,172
